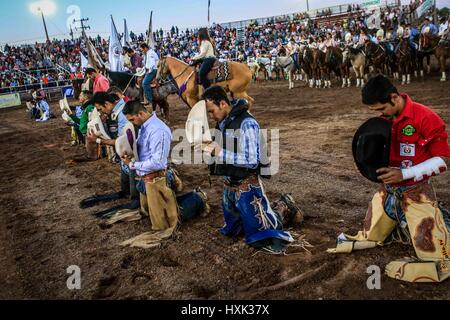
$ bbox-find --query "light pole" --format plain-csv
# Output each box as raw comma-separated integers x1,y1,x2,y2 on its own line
38,8,50,42
306,0,310,11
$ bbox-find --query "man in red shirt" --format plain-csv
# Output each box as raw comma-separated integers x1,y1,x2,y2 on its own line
86,67,110,93
329,75,450,283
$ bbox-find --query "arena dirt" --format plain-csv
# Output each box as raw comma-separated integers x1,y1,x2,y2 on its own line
0,76,449,299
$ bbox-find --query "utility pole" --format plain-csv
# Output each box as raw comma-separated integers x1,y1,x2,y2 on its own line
74,18,91,36
39,9,50,42
69,26,74,42
306,0,310,11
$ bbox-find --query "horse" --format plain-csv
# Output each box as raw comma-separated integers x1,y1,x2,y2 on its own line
419,32,450,81
324,46,344,88
341,46,353,87
301,46,314,88
247,57,260,82
107,70,178,123
347,47,366,87
256,56,273,80
364,41,390,75
395,38,414,85
157,56,254,108
274,56,299,89
311,48,327,88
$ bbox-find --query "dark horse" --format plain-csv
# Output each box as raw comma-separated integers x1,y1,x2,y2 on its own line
419,33,450,82
395,38,415,85
107,71,178,123
364,40,396,76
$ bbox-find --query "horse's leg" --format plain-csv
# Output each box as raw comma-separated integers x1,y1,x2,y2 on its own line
440,54,447,82
161,99,170,124
426,54,431,74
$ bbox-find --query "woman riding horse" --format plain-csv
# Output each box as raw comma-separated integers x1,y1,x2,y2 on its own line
190,28,217,91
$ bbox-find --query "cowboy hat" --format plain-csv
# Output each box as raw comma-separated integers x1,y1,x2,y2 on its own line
352,117,391,183
115,121,139,160
61,111,75,125
135,67,146,77
185,100,212,145
87,108,111,140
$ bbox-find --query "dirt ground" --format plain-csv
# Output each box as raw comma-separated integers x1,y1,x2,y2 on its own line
0,75,449,300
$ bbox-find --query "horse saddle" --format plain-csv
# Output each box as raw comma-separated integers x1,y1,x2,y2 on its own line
200,60,233,83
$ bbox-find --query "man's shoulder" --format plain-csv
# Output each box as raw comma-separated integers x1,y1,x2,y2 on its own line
411,100,445,128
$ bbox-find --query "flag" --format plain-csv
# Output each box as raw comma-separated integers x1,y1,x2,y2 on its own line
83,31,105,71
80,52,89,69
109,15,123,72
122,19,130,47
208,0,211,25
147,11,156,49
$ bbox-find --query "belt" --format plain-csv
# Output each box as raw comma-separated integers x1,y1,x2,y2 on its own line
137,170,167,183
224,174,259,192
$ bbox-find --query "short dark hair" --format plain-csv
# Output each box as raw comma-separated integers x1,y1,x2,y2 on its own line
107,86,123,96
362,74,399,105
85,67,96,75
91,92,118,106
202,86,231,106
140,43,149,50
123,100,148,116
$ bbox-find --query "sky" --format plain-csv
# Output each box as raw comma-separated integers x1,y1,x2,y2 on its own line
1,0,449,45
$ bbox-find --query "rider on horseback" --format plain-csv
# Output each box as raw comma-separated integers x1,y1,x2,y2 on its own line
190,28,217,90
285,38,300,69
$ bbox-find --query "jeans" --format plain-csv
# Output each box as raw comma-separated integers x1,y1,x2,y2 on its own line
221,178,293,250
199,58,216,89
143,70,157,103
178,192,205,222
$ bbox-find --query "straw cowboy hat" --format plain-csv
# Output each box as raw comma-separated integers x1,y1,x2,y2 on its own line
352,117,391,183
345,32,352,42
185,100,212,145
397,26,404,37
115,121,139,160
134,67,146,77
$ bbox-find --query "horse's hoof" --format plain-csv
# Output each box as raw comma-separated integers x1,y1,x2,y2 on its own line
440,78,446,82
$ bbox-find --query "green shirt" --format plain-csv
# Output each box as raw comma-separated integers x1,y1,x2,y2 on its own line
79,104,95,135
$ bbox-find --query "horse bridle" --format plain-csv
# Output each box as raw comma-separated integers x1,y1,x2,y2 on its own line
157,58,192,86
366,42,384,62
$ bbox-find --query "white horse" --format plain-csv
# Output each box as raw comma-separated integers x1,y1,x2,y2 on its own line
275,56,297,89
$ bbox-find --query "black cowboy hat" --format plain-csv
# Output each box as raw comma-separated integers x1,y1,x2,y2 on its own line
352,117,391,183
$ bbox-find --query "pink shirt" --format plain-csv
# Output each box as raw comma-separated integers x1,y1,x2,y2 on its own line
93,74,110,93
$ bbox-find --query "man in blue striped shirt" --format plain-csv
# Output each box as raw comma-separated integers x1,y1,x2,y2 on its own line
202,86,299,254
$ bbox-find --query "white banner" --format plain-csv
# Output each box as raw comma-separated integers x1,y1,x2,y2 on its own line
109,16,123,72
80,53,88,69
122,19,130,47
417,0,433,18
367,9,381,29
0,93,22,109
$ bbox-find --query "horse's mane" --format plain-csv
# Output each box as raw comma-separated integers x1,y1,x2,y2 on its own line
166,56,188,65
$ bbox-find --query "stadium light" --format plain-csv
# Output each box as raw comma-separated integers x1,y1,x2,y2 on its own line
30,1,56,42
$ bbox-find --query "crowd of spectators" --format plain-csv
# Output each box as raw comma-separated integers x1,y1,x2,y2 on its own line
0,0,436,92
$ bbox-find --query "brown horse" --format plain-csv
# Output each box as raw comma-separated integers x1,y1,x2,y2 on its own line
364,41,390,75
157,56,254,108
311,49,327,88
395,38,414,85
419,33,450,81
325,46,344,88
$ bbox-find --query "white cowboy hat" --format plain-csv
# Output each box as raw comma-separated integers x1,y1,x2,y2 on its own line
61,111,75,125
397,26,404,37
424,26,430,34
376,29,384,38
185,100,212,145
134,68,146,77
87,108,111,140
345,33,352,42
59,97,72,115
81,80,90,92
115,121,139,160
